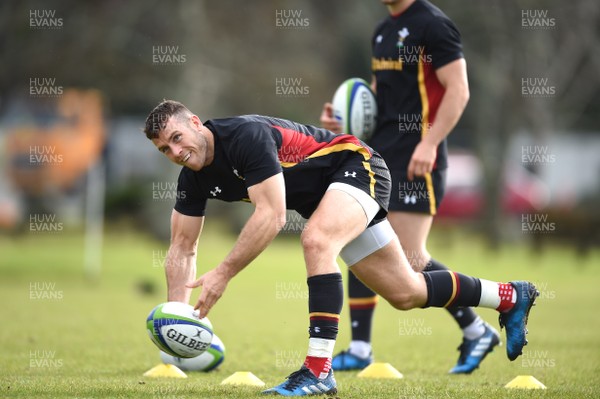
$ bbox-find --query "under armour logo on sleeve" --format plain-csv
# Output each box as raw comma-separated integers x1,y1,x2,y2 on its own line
344,171,357,178
210,186,222,197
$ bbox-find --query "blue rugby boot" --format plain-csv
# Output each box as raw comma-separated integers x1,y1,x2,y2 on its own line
449,322,501,374
331,350,373,371
262,366,337,396
499,281,539,361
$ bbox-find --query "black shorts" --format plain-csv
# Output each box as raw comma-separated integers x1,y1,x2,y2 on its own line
294,150,391,222
388,168,446,215
331,150,391,222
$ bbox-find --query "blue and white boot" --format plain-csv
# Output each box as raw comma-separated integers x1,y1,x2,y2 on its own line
449,322,501,374
262,366,337,396
499,281,539,361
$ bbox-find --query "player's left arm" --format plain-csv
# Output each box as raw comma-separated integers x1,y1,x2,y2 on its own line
407,58,469,180
187,173,287,317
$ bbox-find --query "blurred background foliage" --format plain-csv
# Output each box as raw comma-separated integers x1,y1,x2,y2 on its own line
0,0,598,252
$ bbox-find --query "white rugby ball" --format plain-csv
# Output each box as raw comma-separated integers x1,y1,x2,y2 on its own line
146,301,213,358
332,77,378,141
160,333,226,372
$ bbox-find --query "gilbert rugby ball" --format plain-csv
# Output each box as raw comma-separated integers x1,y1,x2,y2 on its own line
146,301,213,358
160,333,226,372
332,77,378,141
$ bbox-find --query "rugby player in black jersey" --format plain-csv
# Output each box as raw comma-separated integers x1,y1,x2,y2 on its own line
144,100,538,396
321,0,499,374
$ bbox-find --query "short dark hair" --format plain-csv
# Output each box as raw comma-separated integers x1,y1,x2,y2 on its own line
144,99,191,139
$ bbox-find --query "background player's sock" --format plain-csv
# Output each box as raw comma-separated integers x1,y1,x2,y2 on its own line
304,273,343,379
348,271,377,355
348,340,371,359
425,259,482,336
462,316,486,340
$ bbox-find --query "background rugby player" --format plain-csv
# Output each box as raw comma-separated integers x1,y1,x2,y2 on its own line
320,0,498,374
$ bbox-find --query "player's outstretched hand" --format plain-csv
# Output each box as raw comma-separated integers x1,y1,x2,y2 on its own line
186,268,229,318
320,102,342,134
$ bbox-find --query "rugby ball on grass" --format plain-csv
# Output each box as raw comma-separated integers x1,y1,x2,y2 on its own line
332,77,378,141
160,333,226,372
146,301,213,358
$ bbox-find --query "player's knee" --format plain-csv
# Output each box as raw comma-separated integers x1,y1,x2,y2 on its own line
300,228,329,256
386,291,418,311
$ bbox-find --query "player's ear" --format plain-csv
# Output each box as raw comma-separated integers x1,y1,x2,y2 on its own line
190,114,203,129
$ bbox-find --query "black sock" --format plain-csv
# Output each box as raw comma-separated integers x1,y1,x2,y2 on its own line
425,259,478,329
422,270,482,308
308,273,343,340
347,271,377,343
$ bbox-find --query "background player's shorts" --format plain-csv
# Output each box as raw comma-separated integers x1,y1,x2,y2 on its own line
388,168,446,215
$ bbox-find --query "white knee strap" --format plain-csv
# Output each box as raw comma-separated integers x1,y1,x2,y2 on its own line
340,219,395,267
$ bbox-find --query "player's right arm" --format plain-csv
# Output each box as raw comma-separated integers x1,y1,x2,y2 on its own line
165,209,204,303
319,102,342,134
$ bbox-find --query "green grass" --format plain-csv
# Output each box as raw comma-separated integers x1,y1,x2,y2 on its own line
1,220,599,398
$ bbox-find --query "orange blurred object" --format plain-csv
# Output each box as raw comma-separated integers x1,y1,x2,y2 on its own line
6,89,105,195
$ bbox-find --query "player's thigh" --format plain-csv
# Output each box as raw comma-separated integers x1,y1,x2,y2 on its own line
350,237,427,309
303,188,368,252
388,211,433,258
386,168,446,266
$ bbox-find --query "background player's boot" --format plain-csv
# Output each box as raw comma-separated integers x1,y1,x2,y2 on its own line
499,281,539,361
262,366,337,396
449,322,500,374
331,350,373,371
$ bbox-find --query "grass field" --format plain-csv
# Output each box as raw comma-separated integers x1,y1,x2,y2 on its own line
1,219,599,398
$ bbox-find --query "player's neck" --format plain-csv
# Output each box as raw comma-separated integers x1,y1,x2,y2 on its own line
200,126,215,166
387,0,416,17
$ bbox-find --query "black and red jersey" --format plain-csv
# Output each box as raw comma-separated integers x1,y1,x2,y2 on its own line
175,115,390,219
369,0,463,171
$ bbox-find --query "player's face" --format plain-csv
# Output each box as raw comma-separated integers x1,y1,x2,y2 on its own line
152,114,211,171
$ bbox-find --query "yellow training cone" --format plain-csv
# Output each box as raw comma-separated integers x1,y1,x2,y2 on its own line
357,362,403,379
143,363,187,378
221,371,266,387
504,375,547,389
